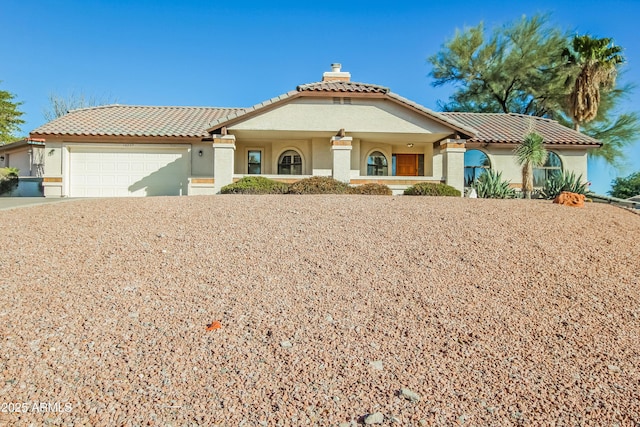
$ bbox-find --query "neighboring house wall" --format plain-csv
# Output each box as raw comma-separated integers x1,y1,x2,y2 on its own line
0,144,45,177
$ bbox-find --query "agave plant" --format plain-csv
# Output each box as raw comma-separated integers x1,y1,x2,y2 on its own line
540,171,589,199
473,169,516,199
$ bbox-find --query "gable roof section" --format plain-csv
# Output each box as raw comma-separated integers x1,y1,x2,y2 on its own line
206,81,477,137
441,112,602,146
31,105,244,138
29,85,602,147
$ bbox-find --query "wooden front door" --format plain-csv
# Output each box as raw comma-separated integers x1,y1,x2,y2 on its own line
395,154,418,176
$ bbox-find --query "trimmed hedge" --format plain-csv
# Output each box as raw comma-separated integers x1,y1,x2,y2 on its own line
348,183,392,195
220,176,289,194
403,182,461,197
288,176,350,194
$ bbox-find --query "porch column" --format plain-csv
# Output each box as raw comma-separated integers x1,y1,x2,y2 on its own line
330,136,352,183
440,139,466,195
213,134,236,194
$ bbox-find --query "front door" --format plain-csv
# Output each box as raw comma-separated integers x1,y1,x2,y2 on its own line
395,154,418,176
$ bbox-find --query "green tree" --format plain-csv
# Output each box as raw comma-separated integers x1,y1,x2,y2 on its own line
428,15,640,168
514,132,547,199
428,14,568,117
608,171,640,199
563,35,624,131
0,84,25,143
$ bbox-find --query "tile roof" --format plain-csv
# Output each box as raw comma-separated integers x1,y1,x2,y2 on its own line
29,91,601,148
440,112,601,146
31,105,244,138
297,81,390,94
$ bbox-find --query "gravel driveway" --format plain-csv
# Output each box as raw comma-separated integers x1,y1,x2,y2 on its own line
1,195,639,426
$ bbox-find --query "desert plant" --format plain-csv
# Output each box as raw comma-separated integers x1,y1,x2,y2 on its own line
514,132,548,199
348,183,392,195
473,169,516,199
288,176,350,194
540,171,589,199
220,176,289,194
403,182,461,197
0,167,19,178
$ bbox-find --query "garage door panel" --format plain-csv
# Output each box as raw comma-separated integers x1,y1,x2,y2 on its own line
70,147,189,197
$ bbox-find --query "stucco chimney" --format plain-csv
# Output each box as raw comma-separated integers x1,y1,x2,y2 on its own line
322,63,351,82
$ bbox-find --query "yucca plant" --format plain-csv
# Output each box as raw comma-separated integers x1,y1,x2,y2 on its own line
540,171,589,199
473,169,516,199
514,132,547,199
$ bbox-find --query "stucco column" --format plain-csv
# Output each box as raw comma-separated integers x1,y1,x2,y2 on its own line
43,142,64,197
212,134,236,194
440,139,466,195
331,136,352,183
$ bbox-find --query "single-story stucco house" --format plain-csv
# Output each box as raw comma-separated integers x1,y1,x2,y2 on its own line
0,139,45,177
30,64,601,197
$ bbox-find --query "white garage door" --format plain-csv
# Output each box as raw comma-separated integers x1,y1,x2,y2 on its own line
70,147,189,197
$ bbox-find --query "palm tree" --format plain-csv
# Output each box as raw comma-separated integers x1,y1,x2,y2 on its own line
515,132,547,199
564,35,624,131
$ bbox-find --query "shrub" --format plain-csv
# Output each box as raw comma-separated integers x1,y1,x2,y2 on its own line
348,183,392,195
540,171,589,200
0,167,19,178
289,176,350,194
220,176,289,194
403,182,461,197
474,169,516,199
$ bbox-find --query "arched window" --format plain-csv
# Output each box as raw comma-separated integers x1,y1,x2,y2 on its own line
278,150,302,175
367,151,388,176
534,151,562,187
464,150,491,186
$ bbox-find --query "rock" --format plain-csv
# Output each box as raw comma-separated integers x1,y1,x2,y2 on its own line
553,191,585,207
280,340,293,349
400,388,421,402
364,412,384,424
369,360,384,371
608,364,621,373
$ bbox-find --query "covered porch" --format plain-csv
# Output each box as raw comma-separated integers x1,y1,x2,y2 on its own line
203,129,466,194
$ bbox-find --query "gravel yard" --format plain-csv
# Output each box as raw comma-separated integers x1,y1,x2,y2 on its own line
0,195,639,426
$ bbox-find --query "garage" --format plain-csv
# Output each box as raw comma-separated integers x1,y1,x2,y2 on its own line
69,146,190,197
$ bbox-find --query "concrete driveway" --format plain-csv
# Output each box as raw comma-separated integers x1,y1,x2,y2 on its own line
0,197,81,211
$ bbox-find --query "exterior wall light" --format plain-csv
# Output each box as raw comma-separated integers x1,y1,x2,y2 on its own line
407,143,414,148
198,150,203,157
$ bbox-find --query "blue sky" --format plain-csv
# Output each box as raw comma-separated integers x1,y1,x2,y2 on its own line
2,0,639,194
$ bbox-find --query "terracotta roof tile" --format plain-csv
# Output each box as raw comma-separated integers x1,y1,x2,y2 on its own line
297,81,390,94
31,105,244,138
440,112,601,146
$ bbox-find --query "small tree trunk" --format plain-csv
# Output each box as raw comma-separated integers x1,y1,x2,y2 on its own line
522,163,532,199
574,122,580,132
